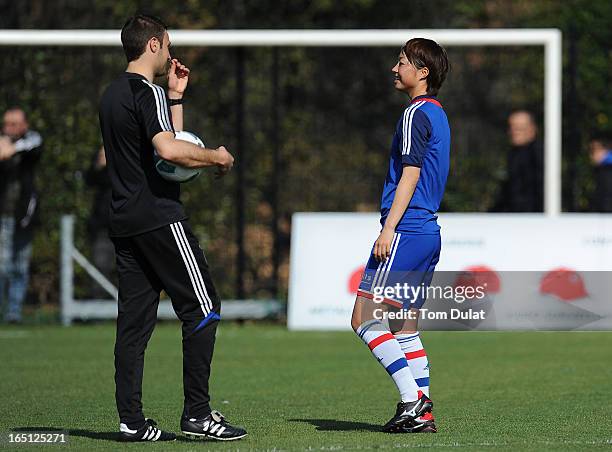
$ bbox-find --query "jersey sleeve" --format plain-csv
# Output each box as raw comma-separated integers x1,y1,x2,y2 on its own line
14,130,43,153
400,107,432,167
602,151,612,166
136,81,174,141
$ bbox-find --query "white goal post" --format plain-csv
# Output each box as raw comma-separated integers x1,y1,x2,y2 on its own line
59,215,282,325
0,28,562,215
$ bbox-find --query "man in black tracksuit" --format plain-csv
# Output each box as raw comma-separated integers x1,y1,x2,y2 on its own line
99,14,246,442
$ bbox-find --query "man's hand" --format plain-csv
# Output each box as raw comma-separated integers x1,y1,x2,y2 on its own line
167,58,190,98
95,146,106,169
0,136,16,161
214,146,234,178
373,226,395,262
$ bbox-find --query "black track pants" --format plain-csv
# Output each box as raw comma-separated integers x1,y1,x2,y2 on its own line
112,220,221,427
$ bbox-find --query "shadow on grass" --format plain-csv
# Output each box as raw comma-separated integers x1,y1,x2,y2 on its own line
288,418,382,432
13,426,118,442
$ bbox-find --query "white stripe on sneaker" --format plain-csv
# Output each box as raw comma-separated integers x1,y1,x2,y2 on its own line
119,423,137,434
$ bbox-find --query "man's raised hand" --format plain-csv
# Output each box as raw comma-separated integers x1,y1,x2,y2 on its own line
168,58,190,97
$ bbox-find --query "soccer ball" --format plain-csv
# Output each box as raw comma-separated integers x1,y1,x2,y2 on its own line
154,130,204,183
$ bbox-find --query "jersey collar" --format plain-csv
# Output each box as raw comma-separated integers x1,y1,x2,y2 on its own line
410,95,442,108
124,71,147,80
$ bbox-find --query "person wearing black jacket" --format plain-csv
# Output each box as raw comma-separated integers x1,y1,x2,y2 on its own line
85,146,115,295
0,107,42,323
491,110,544,212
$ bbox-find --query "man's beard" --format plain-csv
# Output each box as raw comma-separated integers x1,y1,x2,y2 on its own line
155,58,171,78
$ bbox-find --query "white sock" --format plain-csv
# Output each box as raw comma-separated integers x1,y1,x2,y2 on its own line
356,320,419,402
395,332,430,397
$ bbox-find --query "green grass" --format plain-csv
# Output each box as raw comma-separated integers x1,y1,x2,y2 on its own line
1,324,611,451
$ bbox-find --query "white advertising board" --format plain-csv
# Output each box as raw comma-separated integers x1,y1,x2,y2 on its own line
288,213,612,330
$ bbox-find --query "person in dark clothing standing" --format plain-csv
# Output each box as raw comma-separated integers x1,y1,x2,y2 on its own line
99,14,245,442
0,108,42,324
491,110,544,212
589,136,612,212
85,145,115,296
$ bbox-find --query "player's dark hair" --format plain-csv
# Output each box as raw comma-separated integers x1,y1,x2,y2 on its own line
121,14,167,63
402,38,449,96
590,132,612,149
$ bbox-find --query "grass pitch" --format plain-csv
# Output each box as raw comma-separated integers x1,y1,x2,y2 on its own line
1,323,611,451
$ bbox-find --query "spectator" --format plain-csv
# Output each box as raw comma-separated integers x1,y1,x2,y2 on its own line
0,107,43,323
85,146,115,296
588,135,612,212
491,110,544,212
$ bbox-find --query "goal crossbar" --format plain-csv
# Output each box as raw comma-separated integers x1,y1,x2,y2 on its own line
0,28,562,215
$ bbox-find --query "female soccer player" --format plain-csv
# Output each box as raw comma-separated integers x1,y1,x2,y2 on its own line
351,38,450,433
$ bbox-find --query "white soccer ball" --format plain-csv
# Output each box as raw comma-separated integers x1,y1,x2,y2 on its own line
154,130,204,183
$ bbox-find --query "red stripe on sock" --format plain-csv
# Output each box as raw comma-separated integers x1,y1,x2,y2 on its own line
406,349,427,360
368,333,395,350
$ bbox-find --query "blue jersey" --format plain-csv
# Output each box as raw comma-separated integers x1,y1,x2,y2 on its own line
380,95,450,234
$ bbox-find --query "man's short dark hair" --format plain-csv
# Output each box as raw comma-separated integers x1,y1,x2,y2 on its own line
402,38,449,96
121,14,167,63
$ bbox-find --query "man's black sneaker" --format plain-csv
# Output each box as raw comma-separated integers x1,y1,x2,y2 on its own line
119,418,176,442
382,393,433,433
181,410,247,441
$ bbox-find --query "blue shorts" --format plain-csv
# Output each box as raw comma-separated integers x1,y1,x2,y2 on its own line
357,232,441,309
